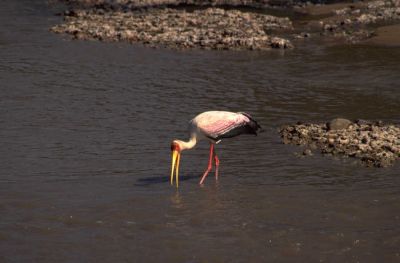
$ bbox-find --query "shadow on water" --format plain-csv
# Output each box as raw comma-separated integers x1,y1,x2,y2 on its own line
135,174,200,186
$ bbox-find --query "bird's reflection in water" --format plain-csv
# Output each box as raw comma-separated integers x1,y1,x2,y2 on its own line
199,176,221,189
199,182,227,213
170,191,184,209
135,174,198,186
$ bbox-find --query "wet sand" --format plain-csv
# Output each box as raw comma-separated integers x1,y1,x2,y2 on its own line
297,1,368,17
362,23,400,46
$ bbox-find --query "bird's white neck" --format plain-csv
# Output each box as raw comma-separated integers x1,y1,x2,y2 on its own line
177,133,197,151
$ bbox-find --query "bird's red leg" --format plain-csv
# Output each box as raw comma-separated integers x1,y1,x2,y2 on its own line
199,143,214,185
214,147,220,181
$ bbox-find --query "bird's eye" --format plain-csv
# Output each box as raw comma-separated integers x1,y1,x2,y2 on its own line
171,143,180,151
171,143,177,151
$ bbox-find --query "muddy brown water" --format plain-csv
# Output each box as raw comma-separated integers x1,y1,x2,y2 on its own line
1,1,400,262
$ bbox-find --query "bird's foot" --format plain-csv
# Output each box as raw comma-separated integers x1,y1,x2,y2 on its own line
199,168,212,185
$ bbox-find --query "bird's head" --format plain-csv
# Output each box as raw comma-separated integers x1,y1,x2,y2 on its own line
171,140,182,152
170,140,182,187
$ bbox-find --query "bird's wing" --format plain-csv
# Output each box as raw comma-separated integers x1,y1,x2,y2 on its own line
194,111,251,140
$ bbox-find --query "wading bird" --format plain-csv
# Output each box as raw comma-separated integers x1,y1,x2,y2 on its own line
170,111,261,187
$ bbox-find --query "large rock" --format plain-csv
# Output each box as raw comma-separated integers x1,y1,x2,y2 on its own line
327,118,352,131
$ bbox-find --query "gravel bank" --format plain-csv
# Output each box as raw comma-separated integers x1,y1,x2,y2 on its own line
300,0,400,44
62,0,280,9
280,119,400,167
51,7,293,50
52,0,400,49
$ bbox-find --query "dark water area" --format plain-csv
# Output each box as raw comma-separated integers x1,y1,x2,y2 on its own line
1,0,400,262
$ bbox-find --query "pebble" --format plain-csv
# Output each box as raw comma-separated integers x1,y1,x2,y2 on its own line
303,148,313,156
327,118,352,131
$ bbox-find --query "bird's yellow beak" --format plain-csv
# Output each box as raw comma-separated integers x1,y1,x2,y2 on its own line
170,150,181,187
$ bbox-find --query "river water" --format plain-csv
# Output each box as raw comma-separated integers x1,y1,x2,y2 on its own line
1,1,400,262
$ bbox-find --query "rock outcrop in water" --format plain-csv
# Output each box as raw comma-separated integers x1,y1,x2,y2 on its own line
280,119,400,167
317,0,400,43
52,0,400,49
296,0,400,44
51,7,293,50
63,0,282,9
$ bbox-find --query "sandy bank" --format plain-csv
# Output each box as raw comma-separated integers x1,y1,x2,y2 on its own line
362,23,400,46
297,1,368,17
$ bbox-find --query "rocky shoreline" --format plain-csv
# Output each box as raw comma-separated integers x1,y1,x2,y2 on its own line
280,119,400,167
61,0,288,9
305,0,400,44
52,0,400,50
52,7,293,50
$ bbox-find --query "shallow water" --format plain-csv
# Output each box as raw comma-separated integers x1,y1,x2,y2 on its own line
1,1,400,262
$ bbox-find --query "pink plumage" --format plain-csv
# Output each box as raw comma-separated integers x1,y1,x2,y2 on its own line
190,111,260,142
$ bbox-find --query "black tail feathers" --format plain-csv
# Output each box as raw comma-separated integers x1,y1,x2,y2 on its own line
238,112,263,135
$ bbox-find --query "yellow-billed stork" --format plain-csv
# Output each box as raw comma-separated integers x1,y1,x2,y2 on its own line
170,111,261,187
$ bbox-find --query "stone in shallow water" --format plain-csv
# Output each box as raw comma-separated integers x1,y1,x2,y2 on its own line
327,118,352,131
